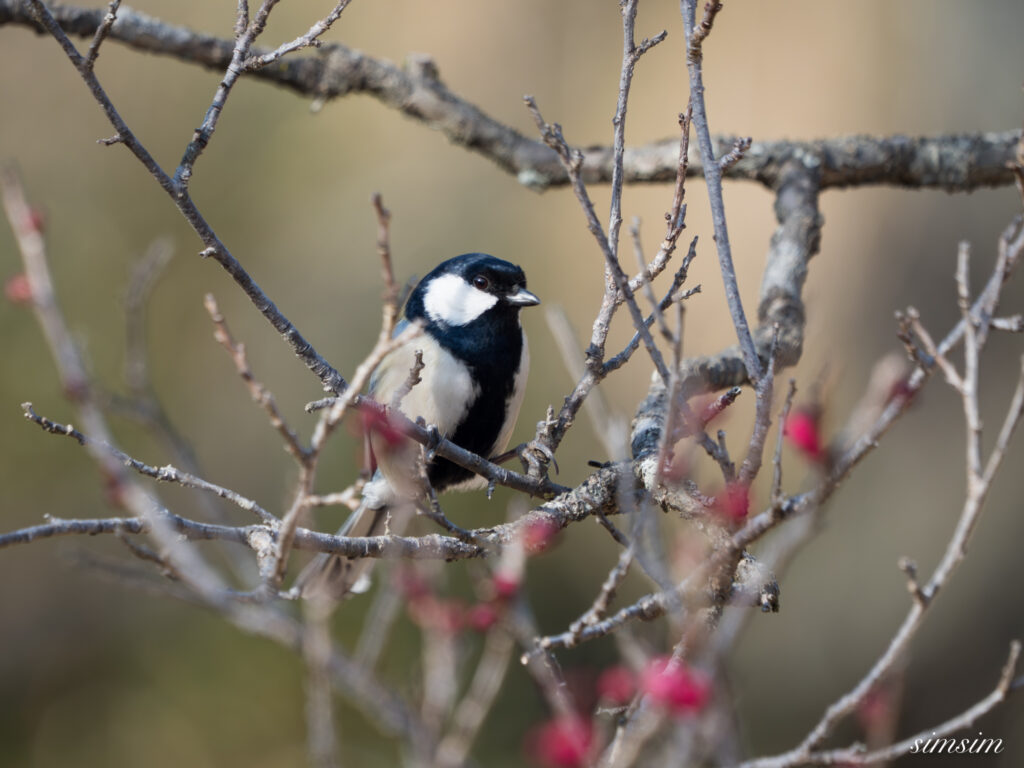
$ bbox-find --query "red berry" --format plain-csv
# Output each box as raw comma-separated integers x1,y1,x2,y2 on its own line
714,481,750,522
784,408,825,462
491,573,520,601
596,665,636,705
857,686,894,732
407,595,464,634
522,517,560,554
24,207,46,233
4,273,32,305
640,656,710,715
465,602,500,632
527,716,593,768
393,567,431,600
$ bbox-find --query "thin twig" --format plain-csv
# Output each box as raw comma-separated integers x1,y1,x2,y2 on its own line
737,324,780,486
631,218,673,342
770,380,798,508
565,546,635,647
687,0,724,62
435,623,517,768
418,456,488,547
539,223,1024,656
536,102,696,467
84,0,120,70
305,395,569,499
354,566,403,669
234,0,249,40
741,642,1021,768
372,192,401,341
123,237,173,397
609,0,668,271
303,598,340,768
23,0,349,394
743,258,1024,766
244,0,354,70
389,350,424,411
307,483,364,510
524,98,671,386
3,166,227,598
204,293,309,463
606,240,697,373
718,135,752,172
680,0,762,384
173,0,280,188
22,403,278,524
545,305,625,461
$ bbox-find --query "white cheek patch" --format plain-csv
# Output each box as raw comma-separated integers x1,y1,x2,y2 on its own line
423,273,498,326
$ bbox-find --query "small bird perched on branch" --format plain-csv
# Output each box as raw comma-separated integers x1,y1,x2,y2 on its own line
297,253,540,600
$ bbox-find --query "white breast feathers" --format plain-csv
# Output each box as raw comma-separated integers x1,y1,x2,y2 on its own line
371,335,480,437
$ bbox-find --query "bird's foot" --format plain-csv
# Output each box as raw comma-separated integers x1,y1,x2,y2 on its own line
422,423,442,463
517,439,559,478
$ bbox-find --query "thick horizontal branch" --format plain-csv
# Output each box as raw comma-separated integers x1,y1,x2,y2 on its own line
0,514,251,549
1,1,1017,192
0,513,484,559
0,458,626,560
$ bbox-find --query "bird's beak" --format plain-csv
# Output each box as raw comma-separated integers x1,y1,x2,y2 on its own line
507,287,541,306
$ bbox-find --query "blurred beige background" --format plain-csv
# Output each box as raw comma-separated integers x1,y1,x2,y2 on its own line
2,1,1023,765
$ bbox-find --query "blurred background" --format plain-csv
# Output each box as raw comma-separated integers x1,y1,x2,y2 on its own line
2,1,1023,765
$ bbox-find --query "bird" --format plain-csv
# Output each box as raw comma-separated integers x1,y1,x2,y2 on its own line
296,253,540,600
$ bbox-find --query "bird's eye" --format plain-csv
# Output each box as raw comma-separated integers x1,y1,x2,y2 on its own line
472,275,490,290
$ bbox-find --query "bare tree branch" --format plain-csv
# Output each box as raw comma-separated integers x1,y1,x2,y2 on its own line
680,0,760,383
18,0,350,395
18,4,572,505
244,0,352,71
435,623,516,768
204,293,309,464
0,2,1016,192
741,233,1024,768
525,97,672,386
83,0,118,69
741,641,1021,768
22,403,278,524
2,165,229,598
4,2,1024,765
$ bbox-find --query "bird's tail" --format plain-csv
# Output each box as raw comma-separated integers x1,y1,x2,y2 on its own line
294,500,392,601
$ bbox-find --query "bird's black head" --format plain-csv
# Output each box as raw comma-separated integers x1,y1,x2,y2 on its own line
406,253,540,328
